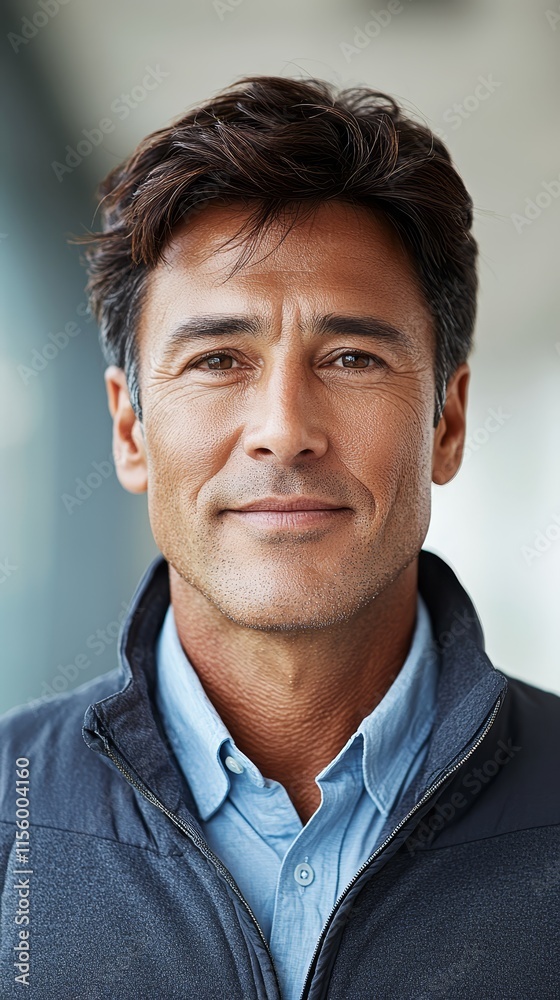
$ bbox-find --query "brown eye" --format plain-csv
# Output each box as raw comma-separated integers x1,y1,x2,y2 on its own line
193,353,236,369
340,353,370,368
334,351,387,375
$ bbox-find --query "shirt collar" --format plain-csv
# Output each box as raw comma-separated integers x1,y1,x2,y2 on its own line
155,605,271,819
156,604,234,820
154,603,234,819
356,592,439,816
83,551,508,833
155,589,438,822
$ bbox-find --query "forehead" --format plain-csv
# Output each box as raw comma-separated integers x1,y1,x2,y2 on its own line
136,199,434,360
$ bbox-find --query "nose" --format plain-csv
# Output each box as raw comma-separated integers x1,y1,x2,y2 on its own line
241,359,329,465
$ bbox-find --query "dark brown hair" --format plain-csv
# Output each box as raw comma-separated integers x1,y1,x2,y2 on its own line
71,74,478,427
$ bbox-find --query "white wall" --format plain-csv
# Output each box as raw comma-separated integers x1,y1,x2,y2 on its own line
3,0,559,708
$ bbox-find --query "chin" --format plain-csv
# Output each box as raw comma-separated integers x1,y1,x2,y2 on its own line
210,589,367,633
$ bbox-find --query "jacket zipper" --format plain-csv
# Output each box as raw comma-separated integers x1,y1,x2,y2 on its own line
97,689,503,1000
99,736,283,999
298,691,505,1000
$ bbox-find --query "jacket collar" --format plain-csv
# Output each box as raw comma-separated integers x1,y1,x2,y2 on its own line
82,550,508,826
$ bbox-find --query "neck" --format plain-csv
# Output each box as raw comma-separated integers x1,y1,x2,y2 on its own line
168,558,419,824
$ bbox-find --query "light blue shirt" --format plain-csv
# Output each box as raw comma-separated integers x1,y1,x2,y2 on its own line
155,593,439,1000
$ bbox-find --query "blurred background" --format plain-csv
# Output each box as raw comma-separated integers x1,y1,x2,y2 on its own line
1,0,559,715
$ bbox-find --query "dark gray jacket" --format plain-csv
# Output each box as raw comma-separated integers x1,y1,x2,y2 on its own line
1,550,559,999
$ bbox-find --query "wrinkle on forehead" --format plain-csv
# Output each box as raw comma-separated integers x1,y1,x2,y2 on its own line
160,199,414,276
137,199,435,377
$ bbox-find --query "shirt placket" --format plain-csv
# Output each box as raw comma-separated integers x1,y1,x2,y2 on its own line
269,750,363,999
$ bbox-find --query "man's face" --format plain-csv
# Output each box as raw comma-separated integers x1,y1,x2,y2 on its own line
118,199,454,631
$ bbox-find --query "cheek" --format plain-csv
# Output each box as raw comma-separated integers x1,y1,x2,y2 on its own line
348,385,432,491
144,401,236,508
388,414,434,528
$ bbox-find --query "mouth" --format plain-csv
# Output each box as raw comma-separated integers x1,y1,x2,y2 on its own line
222,496,352,531
227,496,349,512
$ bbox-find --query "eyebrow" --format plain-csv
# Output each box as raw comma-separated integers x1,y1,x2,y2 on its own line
159,314,414,363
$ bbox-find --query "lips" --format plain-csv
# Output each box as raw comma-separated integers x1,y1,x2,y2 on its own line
229,496,347,512
223,498,352,533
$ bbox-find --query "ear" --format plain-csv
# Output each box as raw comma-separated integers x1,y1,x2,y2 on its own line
104,366,148,494
432,362,470,486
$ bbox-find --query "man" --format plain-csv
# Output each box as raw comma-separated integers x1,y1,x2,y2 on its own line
1,75,558,999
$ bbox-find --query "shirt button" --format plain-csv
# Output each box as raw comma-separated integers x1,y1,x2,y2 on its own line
224,755,244,774
294,863,315,886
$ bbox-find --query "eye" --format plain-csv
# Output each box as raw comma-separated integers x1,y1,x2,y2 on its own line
331,352,387,373
189,352,240,371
